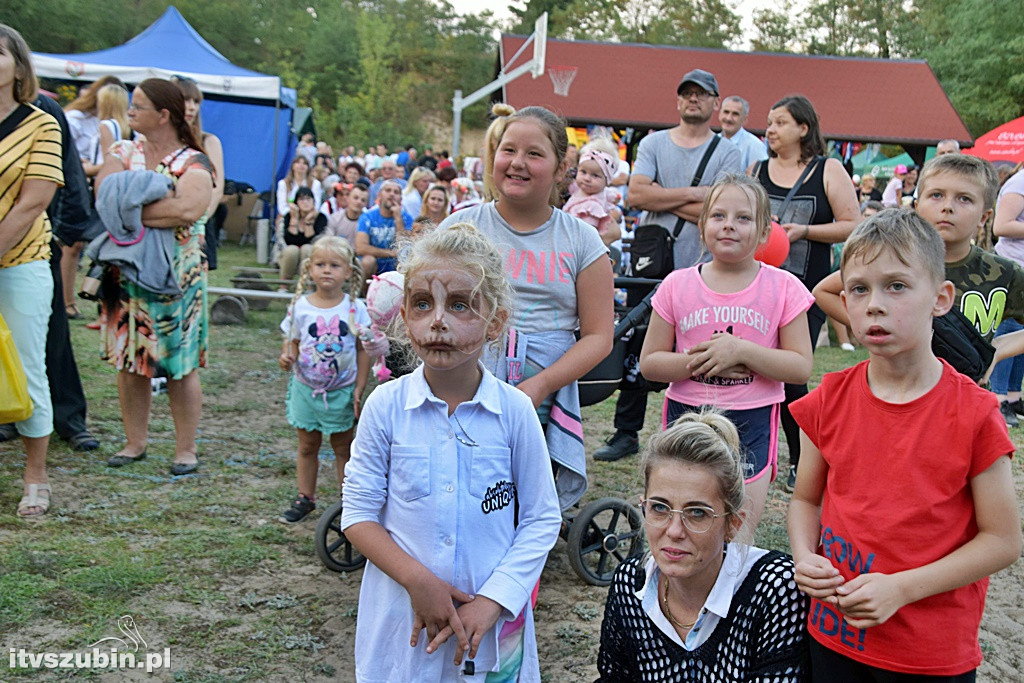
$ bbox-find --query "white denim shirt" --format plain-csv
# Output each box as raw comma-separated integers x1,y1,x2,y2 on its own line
637,543,769,650
342,364,561,682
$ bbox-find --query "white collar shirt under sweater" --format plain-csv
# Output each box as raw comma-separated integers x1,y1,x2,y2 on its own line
636,544,768,651
341,364,561,682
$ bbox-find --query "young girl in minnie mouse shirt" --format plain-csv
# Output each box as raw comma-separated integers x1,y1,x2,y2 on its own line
277,237,370,524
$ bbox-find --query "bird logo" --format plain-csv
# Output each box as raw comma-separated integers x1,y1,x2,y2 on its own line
88,615,148,653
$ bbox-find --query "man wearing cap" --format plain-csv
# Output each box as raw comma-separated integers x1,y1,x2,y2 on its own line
718,95,769,169
881,164,908,207
593,68,742,462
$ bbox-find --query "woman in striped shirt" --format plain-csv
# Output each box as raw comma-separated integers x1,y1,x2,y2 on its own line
0,24,64,518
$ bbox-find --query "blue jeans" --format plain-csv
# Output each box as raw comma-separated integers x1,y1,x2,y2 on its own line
989,317,1024,395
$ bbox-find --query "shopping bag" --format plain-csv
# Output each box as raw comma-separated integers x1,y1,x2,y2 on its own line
0,312,32,423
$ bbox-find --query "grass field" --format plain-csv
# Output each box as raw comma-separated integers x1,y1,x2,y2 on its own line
1,242,1021,681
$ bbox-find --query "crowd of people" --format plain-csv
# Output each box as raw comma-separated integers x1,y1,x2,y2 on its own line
2,19,1023,682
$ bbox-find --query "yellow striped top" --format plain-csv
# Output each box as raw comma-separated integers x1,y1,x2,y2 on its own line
0,105,64,268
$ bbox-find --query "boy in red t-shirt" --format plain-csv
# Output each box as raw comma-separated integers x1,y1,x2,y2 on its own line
787,209,1022,681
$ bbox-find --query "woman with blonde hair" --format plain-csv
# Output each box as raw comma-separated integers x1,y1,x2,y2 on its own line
65,74,125,177
417,183,450,225
63,83,130,320
400,166,435,217
277,155,322,218
61,75,125,320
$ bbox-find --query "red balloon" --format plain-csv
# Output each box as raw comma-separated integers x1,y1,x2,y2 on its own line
755,221,790,267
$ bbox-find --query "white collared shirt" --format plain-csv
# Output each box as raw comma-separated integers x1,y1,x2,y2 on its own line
727,127,770,170
636,543,768,650
341,364,561,682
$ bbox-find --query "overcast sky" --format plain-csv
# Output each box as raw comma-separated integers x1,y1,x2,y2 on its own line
446,0,781,49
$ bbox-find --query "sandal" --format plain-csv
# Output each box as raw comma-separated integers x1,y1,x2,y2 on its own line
65,304,82,320
107,450,147,467
17,483,51,518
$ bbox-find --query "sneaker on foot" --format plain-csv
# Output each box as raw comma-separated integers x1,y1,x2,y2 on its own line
278,494,316,523
593,431,640,462
840,343,855,351
0,423,16,442
1008,399,1024,417
999,401,1019,428
784,467,797,493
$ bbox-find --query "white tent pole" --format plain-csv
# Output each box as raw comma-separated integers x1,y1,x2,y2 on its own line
271,86,281,216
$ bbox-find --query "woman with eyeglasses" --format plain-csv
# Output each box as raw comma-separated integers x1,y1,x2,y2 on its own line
596,411,807,682
95,78,213,476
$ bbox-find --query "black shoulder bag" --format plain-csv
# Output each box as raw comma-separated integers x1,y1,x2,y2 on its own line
0,104,31,142
931,308,995,383
630,134,721,279
758,156,821,279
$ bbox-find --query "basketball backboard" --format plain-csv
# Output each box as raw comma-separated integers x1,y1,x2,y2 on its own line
532,13,547,78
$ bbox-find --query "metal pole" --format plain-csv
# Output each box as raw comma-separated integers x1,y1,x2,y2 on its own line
453,89,463,159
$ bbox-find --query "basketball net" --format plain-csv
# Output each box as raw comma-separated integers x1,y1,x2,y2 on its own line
548,65,578,97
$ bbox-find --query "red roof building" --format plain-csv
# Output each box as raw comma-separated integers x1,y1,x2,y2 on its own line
500,35,972,160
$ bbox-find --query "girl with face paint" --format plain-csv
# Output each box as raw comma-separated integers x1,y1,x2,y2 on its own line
342,223,561,682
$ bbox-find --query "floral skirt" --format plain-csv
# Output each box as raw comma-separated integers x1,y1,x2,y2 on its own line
101,231,208,379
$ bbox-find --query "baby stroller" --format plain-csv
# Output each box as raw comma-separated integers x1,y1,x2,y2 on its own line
314,278,660,587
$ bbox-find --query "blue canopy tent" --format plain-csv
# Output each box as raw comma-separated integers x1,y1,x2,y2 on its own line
31,6,296,193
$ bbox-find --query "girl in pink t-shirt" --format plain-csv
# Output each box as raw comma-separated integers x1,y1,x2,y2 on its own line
639,174,815,529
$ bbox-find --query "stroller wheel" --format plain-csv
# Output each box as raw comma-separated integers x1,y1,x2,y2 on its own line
566,497,644,586
314,500,367,572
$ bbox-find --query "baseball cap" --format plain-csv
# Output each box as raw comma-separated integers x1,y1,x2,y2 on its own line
895,164,908,175
677,69,719,96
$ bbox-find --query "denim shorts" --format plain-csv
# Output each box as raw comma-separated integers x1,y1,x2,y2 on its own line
664,400,779,483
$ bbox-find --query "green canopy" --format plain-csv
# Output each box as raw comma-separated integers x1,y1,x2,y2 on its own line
866,148,938,178
851,148,889,176
291,107,316,139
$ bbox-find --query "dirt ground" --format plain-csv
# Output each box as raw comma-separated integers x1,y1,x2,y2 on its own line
3,287,1022,681
33,398,1017,683
198,387,1024,682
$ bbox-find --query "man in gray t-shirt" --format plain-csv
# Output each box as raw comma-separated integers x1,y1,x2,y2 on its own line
595,68,742,463
630,69,742,270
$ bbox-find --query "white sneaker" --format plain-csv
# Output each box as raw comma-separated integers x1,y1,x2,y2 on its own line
840,343,855,351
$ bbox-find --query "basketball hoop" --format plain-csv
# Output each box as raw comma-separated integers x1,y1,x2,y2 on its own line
548,65,578,97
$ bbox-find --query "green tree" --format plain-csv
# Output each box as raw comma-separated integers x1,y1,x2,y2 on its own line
549,0,740,48
508,0,575,34
799,0,907,57
907,0,1024,135
750,3,800,53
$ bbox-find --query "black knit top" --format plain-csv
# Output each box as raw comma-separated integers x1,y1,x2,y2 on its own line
596,551,808,682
